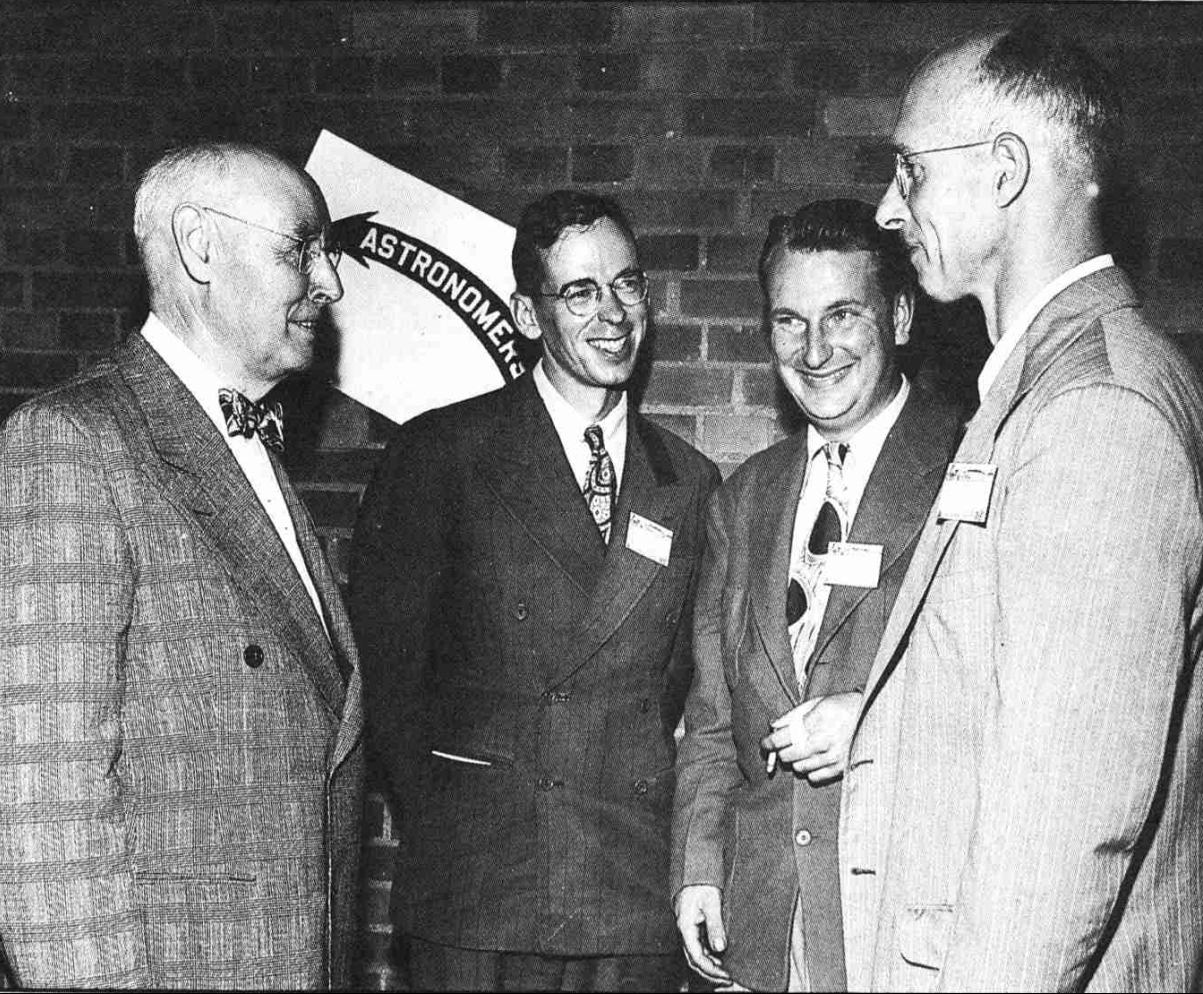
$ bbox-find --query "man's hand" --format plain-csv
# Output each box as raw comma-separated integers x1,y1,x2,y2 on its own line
674,884,731,984
760,692,862,785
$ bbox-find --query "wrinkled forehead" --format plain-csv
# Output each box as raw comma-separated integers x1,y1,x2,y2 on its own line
221,155,329,233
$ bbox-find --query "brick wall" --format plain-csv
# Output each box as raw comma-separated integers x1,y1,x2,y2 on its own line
5,2,1203,987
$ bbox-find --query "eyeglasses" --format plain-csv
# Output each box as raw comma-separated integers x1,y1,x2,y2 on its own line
536,271,650,318
199,205,342,275
893,138,996,200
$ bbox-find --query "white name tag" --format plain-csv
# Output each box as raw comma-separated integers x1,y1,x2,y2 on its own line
626,512,673,566
824,541,882,588
937,462,998,523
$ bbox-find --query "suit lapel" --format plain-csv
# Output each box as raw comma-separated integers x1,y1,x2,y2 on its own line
859,268,1139,709
114,333,346,717
748,433,811,708
480,376,605,595
810,388,952,666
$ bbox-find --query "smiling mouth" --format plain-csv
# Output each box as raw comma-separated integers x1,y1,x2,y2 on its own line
798,363,854,387
587,333,633,359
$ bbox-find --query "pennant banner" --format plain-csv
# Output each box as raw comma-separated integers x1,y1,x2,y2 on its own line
305,130,527,427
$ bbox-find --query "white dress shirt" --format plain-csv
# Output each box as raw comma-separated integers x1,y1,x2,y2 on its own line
977,254,1115,402
787,375,910,678
532,359,629,496
141,313,329,638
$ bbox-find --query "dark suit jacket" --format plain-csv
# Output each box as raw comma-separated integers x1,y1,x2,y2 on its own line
672,384,961,992
349,373,720,956
0,331,365,989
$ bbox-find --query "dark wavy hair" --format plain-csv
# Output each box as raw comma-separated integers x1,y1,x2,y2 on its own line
757,198,913,301
511,190,635,296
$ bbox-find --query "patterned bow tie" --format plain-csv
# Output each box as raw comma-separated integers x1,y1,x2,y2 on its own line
218,388,285,453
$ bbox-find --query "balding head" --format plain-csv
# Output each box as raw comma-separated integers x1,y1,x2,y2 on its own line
133,141,343,398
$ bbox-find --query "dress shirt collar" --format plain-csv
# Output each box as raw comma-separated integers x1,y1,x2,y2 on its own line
141,312,235,440
977,254,1114,402
532,359,629,488
806,374,910,482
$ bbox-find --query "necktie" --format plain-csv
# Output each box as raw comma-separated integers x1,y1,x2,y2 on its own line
786,442,849,626
218,387,285,453
583,424,616,543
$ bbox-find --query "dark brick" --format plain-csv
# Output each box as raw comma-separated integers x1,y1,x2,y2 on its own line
2,311,60,350
685,98,814,138
726,49,782,92
191,57,248,96
248,57,311,95
67,58,127,96
854,143,893,185
0,392,34,420
6,144,63,184
298,487,360,530
648,323,702,361
710,145,775,183
316,56,375,95
41,101,149,141
378,55,438,91
0,103,33,142
793,47,860,92
160,98,280,145
483,4,614,46
735,364,786,408
619,6,751,46
642,411,698,444
442,55,503,94
66,146,125,185
563,98,670,141
638,235,699,272
64,231,122,268
578,51,640,92
680,279,762,318
644,51,712,92
709,325,770,362
213,4,344,52
505,54,574,96
410,99,549,145
572,144,634,183
643,364,733,406
1,273,23,307
619,192,736,230
502,146,568,185
0,352,77,388
127,57,187,95
4,230,61,266
80,3,214,52
60,312,119,350
707,235,761,274
5,57,66,97
32,272,142,309
1160,238,1203,281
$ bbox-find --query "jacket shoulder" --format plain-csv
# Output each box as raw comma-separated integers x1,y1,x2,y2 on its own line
636,415,720,488
3,355,125,441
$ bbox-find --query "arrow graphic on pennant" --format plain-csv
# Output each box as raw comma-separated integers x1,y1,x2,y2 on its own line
331,211,527,384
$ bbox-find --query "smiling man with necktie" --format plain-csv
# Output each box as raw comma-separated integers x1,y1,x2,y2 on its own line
0,141,364,989
349,190,719,992
672,199,962,992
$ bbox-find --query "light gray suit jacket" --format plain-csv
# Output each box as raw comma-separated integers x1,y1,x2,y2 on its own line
840,267,1203,992
0,331,365,989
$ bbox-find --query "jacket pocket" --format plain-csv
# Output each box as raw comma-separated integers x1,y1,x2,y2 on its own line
898,903,954,970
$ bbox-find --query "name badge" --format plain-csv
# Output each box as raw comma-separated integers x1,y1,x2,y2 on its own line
937,462,998,523
824,541,882,588
626,512,673,566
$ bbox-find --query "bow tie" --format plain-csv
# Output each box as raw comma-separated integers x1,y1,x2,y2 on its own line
218,388,285,453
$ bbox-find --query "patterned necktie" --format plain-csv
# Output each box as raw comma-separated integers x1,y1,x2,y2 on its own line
583,424,616,543
786,441,849,626
218,387,285,453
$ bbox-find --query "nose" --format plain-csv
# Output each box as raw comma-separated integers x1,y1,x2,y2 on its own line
307,252,343,305
802,327,832,369
876,177,907,231
595,284,627,324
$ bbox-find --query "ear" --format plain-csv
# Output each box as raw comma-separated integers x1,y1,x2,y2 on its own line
992,132,1029,209
511,292,544,343
172,204,215,286
891,288,914,346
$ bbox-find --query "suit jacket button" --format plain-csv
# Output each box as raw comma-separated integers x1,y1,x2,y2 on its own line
795,828,812,847
243,644,264,668
639,698,651,713
515,601,528,621
634,779,649,795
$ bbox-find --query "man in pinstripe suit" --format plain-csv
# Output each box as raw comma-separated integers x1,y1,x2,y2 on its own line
0,142,364,989
840,19,1203,992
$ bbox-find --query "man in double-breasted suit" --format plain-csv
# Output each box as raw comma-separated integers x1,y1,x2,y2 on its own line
349,190,719,991
842,21,1203,991
0,142,364,989
672,199,961,991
